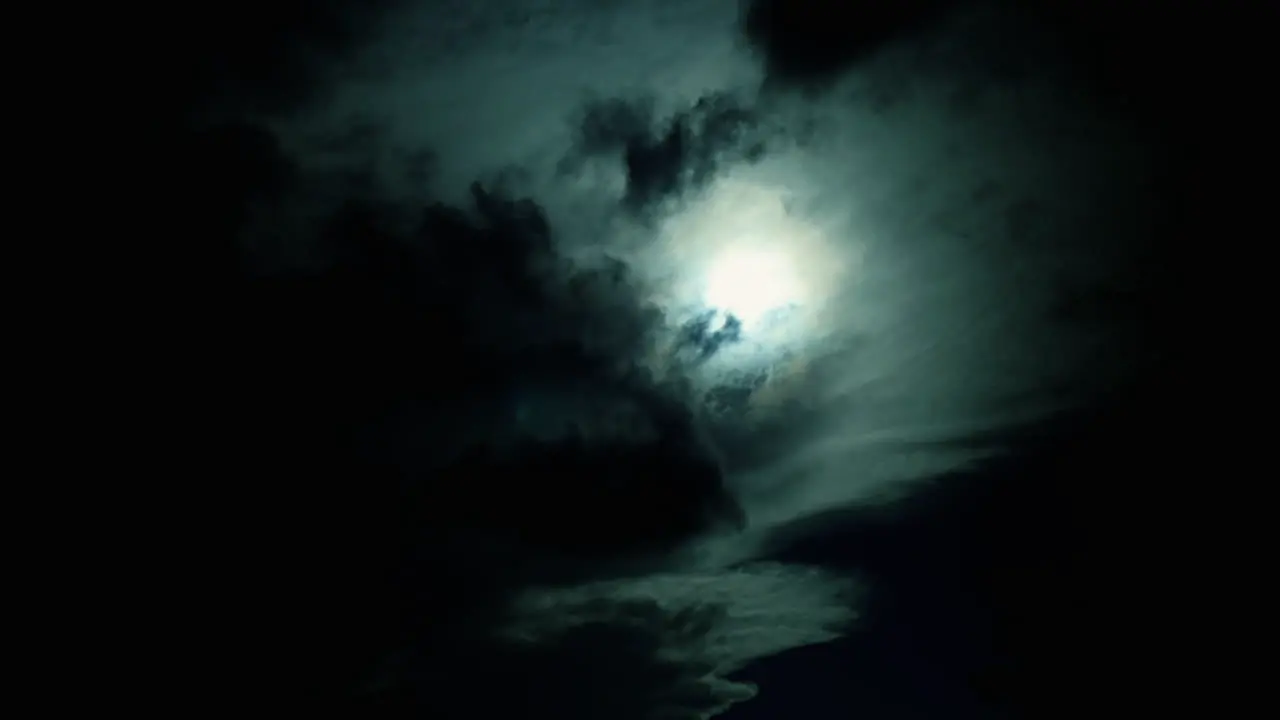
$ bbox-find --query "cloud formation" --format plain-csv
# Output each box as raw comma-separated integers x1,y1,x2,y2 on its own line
174,25,859,717
741,0,952,88
170,1,1174,716
374,564,856,719
567,94,767,215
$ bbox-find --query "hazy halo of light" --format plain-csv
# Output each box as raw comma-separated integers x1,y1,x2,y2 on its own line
640,176,853,374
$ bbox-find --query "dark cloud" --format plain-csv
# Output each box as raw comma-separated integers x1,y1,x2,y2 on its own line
678,310,743,361
739,0,1213,143
198,126,741,560
740,0,953,88
166,92,849,714
567,94,767,215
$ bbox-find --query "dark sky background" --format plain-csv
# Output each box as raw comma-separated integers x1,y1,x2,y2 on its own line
154,0,1223,717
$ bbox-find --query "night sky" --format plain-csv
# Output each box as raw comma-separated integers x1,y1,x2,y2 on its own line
157,1,1214,717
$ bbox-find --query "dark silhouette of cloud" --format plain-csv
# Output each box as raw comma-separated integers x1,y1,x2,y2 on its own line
567,94,767,215
198,128,741,562
678,310,744,361
740,0,953,88
739,0,1215,142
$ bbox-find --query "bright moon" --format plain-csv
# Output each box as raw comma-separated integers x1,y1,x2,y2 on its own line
639,176,852,367
704,246,805,326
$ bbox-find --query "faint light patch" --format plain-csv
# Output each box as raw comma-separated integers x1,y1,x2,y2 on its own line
500,562,858,672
